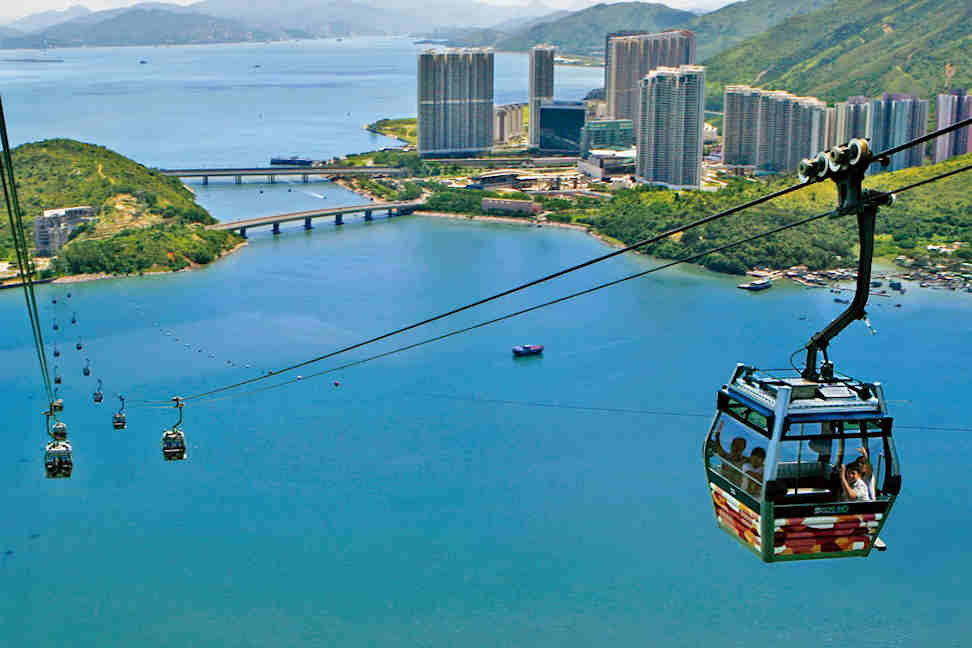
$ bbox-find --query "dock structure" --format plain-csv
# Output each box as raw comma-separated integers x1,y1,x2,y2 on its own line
159,166,406,185
206,200,426,237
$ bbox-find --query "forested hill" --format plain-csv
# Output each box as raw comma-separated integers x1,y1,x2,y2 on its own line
440,0,834,60
580,153,972,275
2,139,240,275
492,3,694,55
0,8,282,48
703,0,972,110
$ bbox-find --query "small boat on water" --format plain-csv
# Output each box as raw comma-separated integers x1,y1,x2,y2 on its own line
889,280,903,290
512,344,543,357
737,279,772,291
834,297,851,304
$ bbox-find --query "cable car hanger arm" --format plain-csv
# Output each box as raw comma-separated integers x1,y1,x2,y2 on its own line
799,139,894,382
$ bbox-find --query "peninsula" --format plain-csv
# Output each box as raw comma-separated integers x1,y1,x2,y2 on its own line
0,139,242,284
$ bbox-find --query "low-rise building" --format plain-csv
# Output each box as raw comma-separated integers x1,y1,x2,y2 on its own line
33,206,95,256
577,148,636,179
579,119,633,156
481,197,539,215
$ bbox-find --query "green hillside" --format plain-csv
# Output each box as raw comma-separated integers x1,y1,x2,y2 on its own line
703,0,972,110
1,139,241,275
442,0,836,61
579,153,972,274
690,0,835,61
493,2,694,55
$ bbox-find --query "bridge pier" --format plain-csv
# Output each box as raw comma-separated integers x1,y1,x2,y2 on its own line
269,175,275,184
202,176,208,186
239,227,247,238
335,214,343,226
387,208,393,217
272,222,280,235
302,174,309,183
235,175,242,185
304,216,313,230
364,209,373,221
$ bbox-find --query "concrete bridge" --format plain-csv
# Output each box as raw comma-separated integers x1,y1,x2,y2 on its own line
159,166,405,185
205,199,426,236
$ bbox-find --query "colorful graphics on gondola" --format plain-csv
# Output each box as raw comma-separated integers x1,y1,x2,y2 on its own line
710,482,761,554
773,513,881,556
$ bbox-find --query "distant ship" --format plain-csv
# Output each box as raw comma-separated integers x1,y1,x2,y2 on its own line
737,279,772,291
512,344,543,357
270,156,313,166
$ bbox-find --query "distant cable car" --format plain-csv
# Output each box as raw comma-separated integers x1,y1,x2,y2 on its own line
93,379,104,403
71,313,77,325
52,297,57,304
54,367,62,385
161,397,187,461
66,292,71,298
76,340,83,351
83,359,91,377
53,320,59,331
112,395,127,430
53,345,60,358
704,139,900,562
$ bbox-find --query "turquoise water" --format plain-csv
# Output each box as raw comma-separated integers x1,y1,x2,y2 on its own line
2,38,972,647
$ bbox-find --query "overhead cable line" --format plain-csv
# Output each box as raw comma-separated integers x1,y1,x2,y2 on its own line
189,209,842,404
151,183,815,404
186,161,972,404
0,97,54,404
149,116,972,405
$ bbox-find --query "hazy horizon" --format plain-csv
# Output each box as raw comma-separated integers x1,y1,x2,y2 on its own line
2,0,737,25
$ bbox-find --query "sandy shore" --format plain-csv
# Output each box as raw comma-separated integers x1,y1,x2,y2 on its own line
412,210,624,248
50,240,248,285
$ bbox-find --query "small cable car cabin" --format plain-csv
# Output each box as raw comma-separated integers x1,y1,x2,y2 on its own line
83,359,91,377
704,365,900,562
161,397,187,461
161,429,187,461
45,440,73,478
93,379,104,403
113,395,127,429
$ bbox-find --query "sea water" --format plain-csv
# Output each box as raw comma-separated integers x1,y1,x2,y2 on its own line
0,38,971,647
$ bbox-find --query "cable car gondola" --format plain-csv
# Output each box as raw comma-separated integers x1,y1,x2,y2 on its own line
54,367,61,385
53,345,60,358
53,320,59,331
83,359,91,377
44,412,72,479
76,339,83,351
703,139,901,562
93,379,104,403
161,397,187,461
112,395,127,430
71,313,77,325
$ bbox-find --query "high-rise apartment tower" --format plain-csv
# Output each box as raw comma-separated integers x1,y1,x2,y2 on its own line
867,93,927,173
636,65,705,189
417,48,494,156
529,45,556,148
722,86,829,173
933,90,972,163
606,30,695,121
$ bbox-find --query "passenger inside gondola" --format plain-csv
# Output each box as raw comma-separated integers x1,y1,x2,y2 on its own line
711,421,748,486
840,463,872,501
742,447,765,497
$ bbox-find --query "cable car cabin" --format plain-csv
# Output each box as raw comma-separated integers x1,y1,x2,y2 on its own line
51,398,64,412
45,440,73,478
93,390,103,403
161,429,187,461
703,365,901,563
112,412,127,430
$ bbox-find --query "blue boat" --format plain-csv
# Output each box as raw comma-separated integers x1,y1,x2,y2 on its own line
512,344,543,357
